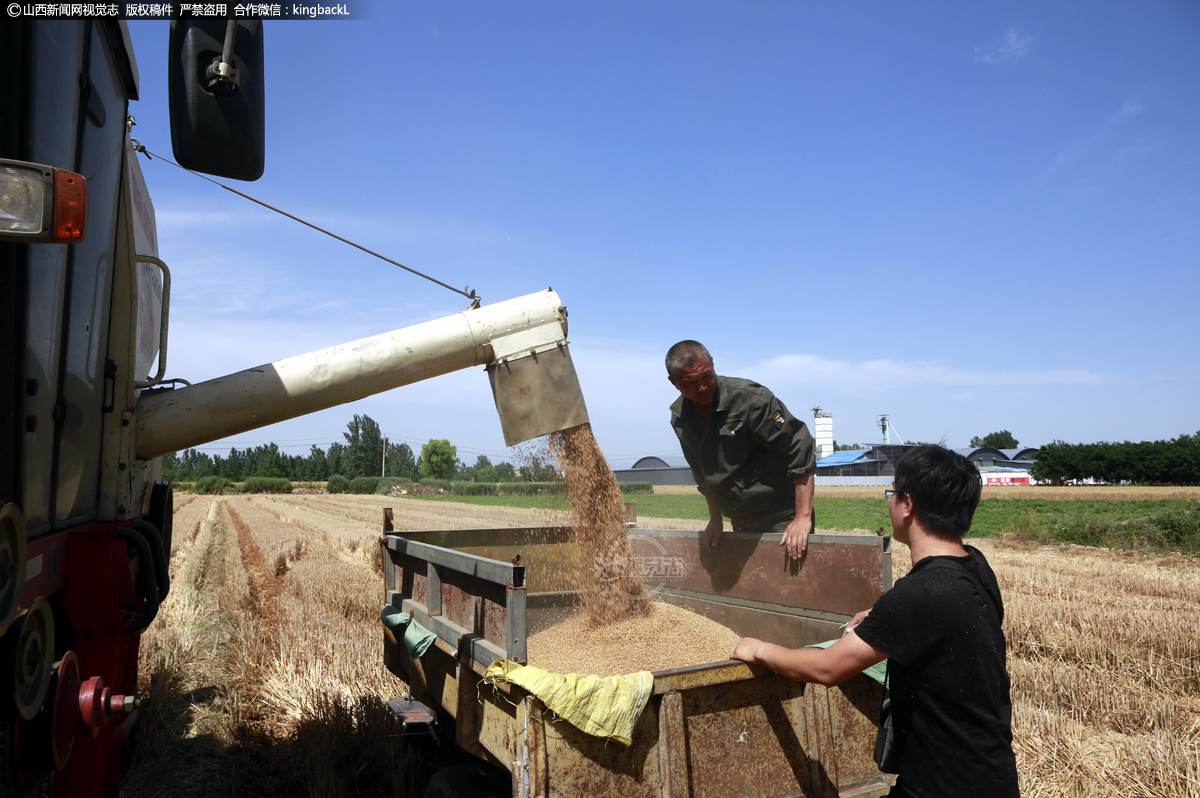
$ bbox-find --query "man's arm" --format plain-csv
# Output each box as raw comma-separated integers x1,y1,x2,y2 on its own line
780,474,814,558
744,396,816,556
731,627,886,687
703,493,724,549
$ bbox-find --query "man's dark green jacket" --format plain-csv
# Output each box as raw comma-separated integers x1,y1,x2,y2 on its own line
669,375,815,521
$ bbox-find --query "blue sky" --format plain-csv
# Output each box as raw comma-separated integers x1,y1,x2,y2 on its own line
126,1,1199,469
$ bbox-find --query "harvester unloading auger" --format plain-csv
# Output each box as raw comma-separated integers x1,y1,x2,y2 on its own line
135,288,589,460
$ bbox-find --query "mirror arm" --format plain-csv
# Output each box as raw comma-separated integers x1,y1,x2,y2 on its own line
205,21,239,95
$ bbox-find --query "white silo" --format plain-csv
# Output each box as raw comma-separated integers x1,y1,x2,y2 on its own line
812,405,834,460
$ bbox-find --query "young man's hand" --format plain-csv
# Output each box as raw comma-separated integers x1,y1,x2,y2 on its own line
844,609,872,635
732,637,764,664
731,629,886,686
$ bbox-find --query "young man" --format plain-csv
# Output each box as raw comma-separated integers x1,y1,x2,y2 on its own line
666,340,815,558
731,445,1020,798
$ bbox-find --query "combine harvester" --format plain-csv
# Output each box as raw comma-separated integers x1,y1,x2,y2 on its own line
1,18,587,796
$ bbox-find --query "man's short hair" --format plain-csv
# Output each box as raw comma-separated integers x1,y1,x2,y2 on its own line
894,445,981,539
666,340,712,378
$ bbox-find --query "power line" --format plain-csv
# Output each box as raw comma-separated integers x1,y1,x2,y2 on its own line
134,144,480,304
187,440,341,452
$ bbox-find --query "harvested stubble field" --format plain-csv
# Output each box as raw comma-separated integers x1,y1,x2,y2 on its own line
123,491,1200,798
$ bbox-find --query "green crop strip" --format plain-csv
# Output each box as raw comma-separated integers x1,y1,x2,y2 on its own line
408,494,1200,553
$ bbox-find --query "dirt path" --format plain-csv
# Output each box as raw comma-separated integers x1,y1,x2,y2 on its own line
225,501,283,644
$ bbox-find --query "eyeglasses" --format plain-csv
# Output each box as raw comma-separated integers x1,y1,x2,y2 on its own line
885,489,897,500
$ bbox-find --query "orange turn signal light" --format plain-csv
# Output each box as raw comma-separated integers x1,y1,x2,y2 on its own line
52,169,87,243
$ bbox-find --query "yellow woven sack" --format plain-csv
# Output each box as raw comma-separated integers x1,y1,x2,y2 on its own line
484,660,653,746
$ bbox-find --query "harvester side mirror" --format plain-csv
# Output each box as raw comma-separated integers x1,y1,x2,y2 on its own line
168,20,265,181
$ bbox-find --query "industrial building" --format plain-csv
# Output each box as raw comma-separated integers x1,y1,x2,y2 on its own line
613,446,1039,486
816,446,1037,477
614,445,1038,487
612,408,1038,488
611,455,695,486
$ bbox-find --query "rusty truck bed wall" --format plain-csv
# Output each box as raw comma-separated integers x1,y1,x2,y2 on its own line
382,521,894,798
387,526,891,655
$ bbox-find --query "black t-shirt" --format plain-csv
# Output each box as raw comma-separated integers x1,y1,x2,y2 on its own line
856,546,1020,798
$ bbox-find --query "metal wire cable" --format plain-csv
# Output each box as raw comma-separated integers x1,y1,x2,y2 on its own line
132,142,480,303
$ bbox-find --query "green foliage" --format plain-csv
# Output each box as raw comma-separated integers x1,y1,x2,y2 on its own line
498,482,563,496
405,492,888,534
587,495,889,530
420,439,458,481
1033,431,1200,485
452,481,498,496
458,455,498,483
617,482,653,495
412,491,1199,553
325,443,347,479
386,441,419,481
326,474,350,494
241,477,292,494
342,415,385,479
302,444,330,481
162,449,218,482
409,494,566,509
161,417,518,487
194,475,233,495
414,479,452,492
518,455,559,482
349,476,383,494
969,430,1020,449
1008,502,1200,553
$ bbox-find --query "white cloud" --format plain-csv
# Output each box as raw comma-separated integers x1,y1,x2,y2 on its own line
155,207,277,233
748,353,1103,392
1047,99,1146,175
1107,100,1143,125
974,29,1034,67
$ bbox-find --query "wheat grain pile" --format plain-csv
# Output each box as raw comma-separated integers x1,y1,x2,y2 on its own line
530,424,741,674
535,422,739,672
528,601,741,676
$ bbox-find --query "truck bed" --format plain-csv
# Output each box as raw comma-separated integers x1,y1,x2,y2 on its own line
381,516,894,798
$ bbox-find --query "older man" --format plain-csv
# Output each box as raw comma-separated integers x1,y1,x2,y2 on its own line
666,340,815,558
731,445,1020,798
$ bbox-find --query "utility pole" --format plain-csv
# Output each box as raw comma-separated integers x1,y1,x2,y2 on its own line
382,435,387,478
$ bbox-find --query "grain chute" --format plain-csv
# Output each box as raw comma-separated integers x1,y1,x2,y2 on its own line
134,288,589,460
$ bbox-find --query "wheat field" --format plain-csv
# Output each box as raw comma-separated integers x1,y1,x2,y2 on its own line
121,493,1200,797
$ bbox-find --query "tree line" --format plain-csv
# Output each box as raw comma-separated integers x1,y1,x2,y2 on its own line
161,414,558,484
969,430,1019,449
1032,431,1200,485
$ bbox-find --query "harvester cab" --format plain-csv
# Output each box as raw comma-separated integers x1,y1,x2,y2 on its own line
1,19,587,796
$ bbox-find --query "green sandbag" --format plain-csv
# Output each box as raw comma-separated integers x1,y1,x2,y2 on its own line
379,605,437,659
